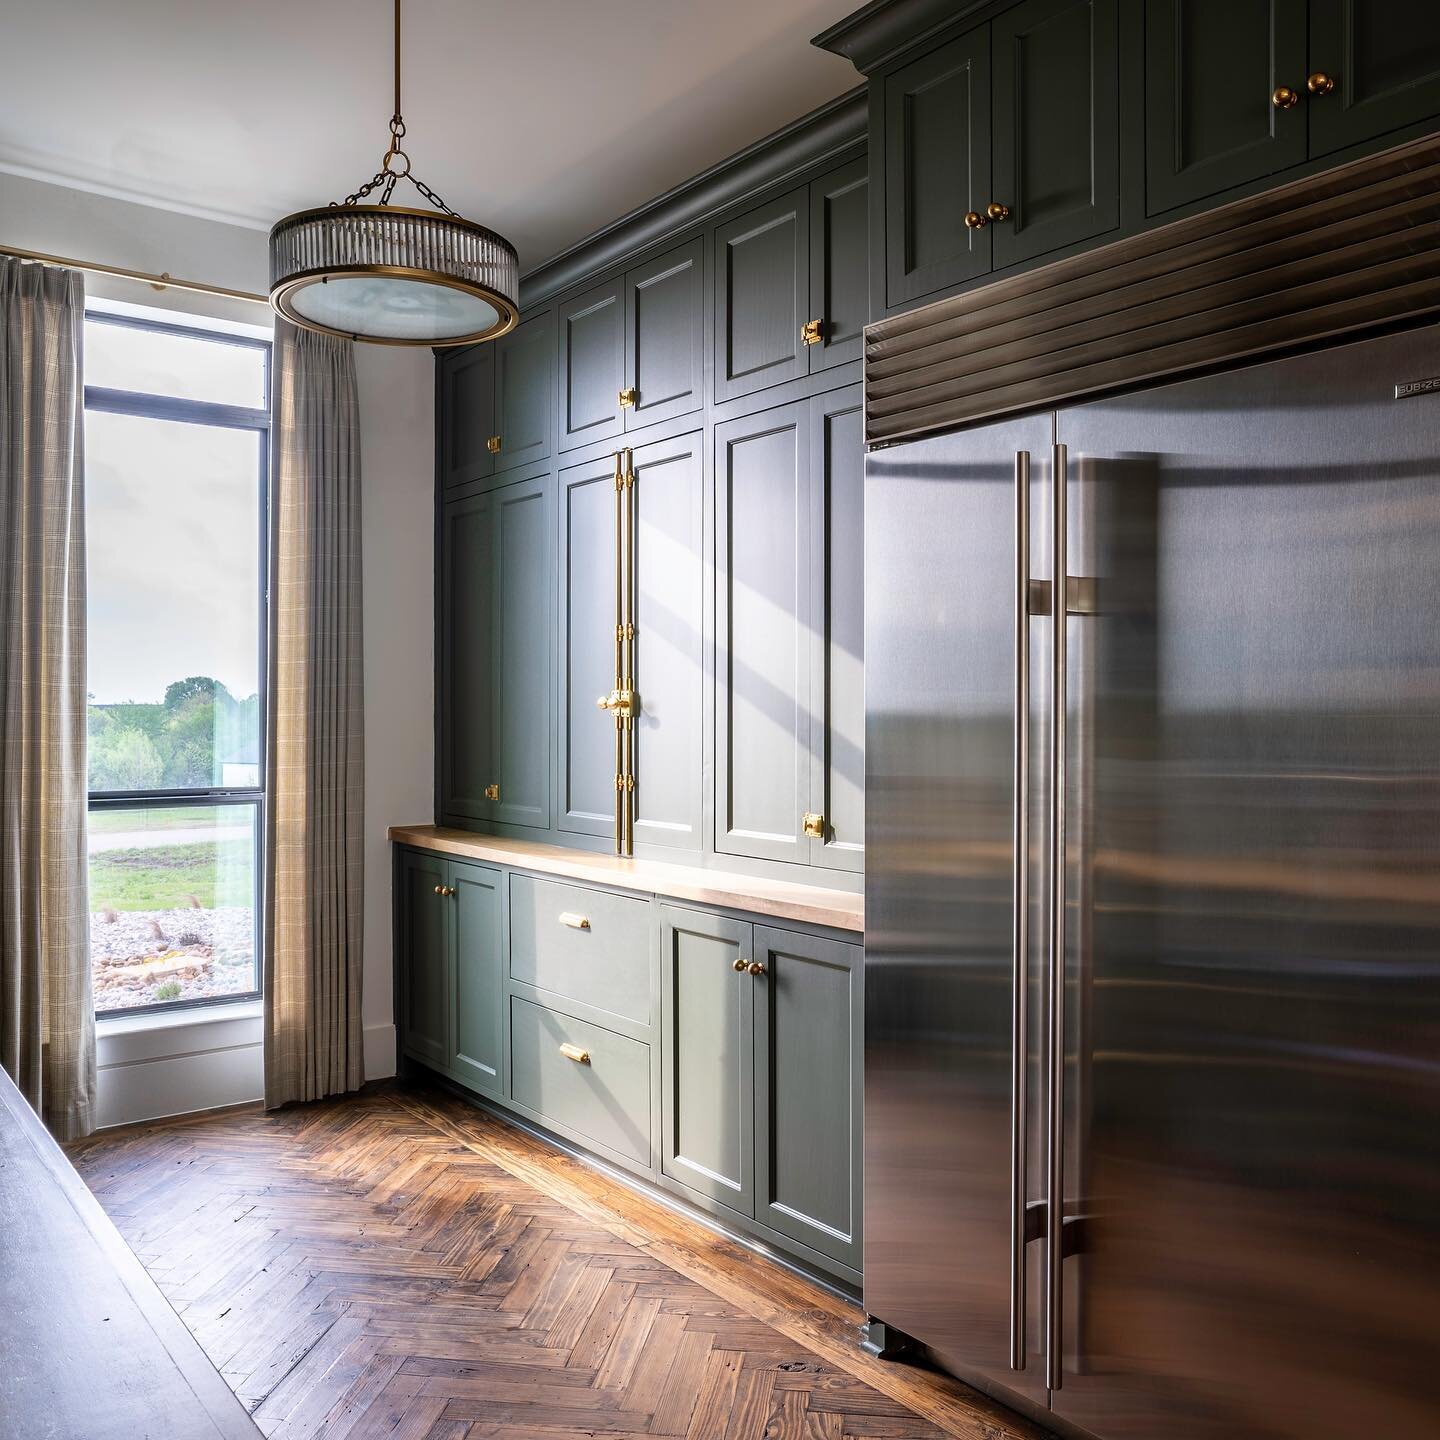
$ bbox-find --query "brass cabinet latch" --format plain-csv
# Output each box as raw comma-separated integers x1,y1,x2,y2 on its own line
486,434,502,454
802,811,826,839
484,783,500,801
802,318,824,346
618,387,637,408
596,688,636,719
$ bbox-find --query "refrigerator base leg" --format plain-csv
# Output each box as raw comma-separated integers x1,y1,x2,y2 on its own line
860,1318,918,1361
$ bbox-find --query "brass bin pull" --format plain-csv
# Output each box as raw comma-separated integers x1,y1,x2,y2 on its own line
559,1042,591,1064
558,912,591,930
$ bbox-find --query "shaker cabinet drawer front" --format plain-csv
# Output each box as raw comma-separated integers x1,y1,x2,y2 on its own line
508,874,652,1026
509,997,652,1166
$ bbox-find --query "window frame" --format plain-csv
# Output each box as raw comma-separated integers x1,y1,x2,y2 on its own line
84,309,272,1019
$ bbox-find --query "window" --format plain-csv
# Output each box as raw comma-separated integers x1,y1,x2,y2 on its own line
84,310,271,1016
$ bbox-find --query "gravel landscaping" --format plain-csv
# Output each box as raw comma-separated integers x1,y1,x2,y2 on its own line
91,904,256,1012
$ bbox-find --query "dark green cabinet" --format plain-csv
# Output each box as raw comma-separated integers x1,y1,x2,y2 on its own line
715,386,864,871
1309,0,1440,156
715,161,870,402
558,433,703,853
625,238,705,430
558,276,625,453
1145,0,1308,215
884,27,993,306
439,472,552,830
439,344,497,490
493,311,552,473
752,926,861,1270
660,906,861,1274
398,852,504,1100
399,848,450,1070
884,0,1118,305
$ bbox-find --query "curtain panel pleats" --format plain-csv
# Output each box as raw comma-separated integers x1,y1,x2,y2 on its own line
0,257,94,1141
264,320,365,1108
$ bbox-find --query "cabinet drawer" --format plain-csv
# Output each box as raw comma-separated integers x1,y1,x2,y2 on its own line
508,874,652,1026
510,997,651,1166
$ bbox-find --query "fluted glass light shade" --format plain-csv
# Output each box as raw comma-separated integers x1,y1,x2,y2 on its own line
267,1,518,348
269,205,519,345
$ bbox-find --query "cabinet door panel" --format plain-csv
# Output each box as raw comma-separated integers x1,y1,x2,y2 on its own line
631,433,704,853
494,310,552,474
715,404,810,866
753,926,861,1270
558,453,620,840
449,862,504,1097
1309,0,1440,156
808,159,869,373
399,849,450,1070
558,278,624,453
660,907,753,1214
1146,0,1308,215
884,29,992,307
492,475,552,828
714,189,808,403
626,238,704,430
809,387,865,872
439,493,495,821
992,0,1119,269
440,345,495,489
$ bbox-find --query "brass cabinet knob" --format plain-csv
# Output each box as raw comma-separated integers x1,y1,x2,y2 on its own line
618,387,637,408
964,210,988,230
802,811,826,839
1307,71,1335,95
801,318,824,346
433,884,445,895
484,783,500,802
1271,85,1300,109
435,885,455,897
732,956,749,973
596,688,635,719
596,693,615,710
986,202,1011,222
486,434,501,454
747,960,767,977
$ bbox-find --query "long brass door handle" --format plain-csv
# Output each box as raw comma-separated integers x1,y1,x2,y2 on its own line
559,1042,590,1064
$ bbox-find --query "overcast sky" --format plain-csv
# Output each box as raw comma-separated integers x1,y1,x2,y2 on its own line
84,320,265,706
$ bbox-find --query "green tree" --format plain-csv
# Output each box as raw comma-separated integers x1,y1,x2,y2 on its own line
164,675,232,712
89,725,164,791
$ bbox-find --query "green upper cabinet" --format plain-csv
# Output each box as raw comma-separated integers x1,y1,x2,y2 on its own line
1145,0,1308,215
448,861,505,1099
715,387,865,871
439,490,495,823
882,0,1118,306
1308,0,1440,157
439,344,496,490
992,0,1119,268
715,160,870,402
558,275,625,453
493,310,552,474
398,848,451,1071
624,237,705,430
884,27,993,307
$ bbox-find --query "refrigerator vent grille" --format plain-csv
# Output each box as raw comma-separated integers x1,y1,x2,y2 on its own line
864,132,1440,445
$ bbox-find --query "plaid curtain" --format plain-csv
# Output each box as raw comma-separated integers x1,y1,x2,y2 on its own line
264,320,365,1107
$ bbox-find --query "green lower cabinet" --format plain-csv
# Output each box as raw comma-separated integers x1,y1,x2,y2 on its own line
398,849,450,1071
753,926,861,1272
659,904,862,1277
449,863,504,1099
659,907,754,1213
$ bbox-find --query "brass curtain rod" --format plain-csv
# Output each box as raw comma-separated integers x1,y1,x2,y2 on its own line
0,241,268,306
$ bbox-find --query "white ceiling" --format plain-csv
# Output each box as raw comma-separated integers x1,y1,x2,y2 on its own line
0,1,862,272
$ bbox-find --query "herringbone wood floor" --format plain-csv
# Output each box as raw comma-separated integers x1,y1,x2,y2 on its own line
69,1085,1047,1440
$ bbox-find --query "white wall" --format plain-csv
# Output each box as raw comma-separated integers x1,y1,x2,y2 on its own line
3,171,431,1121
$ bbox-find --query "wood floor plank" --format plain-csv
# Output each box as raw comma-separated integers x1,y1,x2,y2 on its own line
69,1085,1050,1440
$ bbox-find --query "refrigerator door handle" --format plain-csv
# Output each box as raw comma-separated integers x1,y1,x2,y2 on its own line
1010,450,1031,1372
1046,441,1069,1392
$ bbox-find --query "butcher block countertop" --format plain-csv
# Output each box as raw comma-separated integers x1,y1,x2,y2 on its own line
389,825,864,934
0,1067,260,1440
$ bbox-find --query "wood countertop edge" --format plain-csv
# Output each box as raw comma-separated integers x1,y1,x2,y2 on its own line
388,825,864,934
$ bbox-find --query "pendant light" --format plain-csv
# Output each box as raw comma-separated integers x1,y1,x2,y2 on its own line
268,0,518,347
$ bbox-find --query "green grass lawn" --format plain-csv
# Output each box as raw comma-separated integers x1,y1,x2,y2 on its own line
89,838,255,911
87,805,230,834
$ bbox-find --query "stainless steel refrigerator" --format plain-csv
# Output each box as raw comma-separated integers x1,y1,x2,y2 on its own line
864,324,1440,1440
